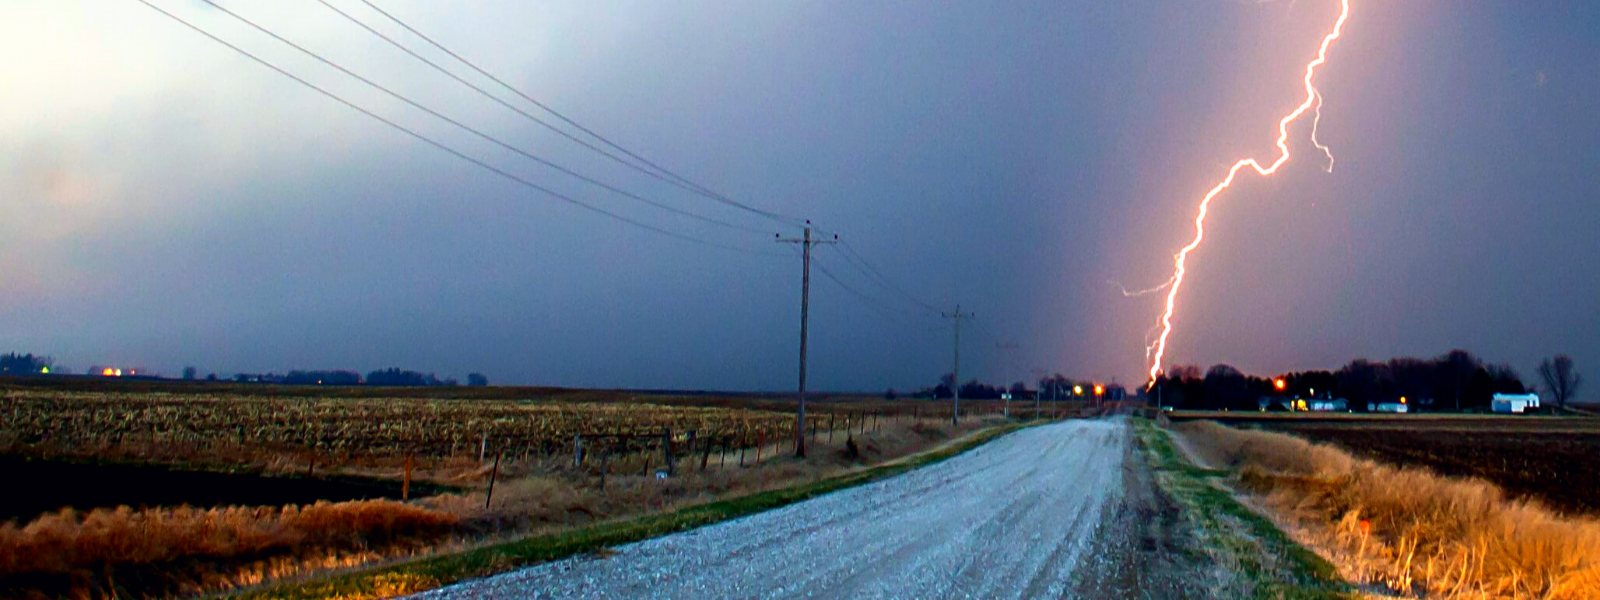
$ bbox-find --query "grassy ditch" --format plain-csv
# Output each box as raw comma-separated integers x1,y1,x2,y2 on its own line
227,422,1031,600
1132,418,1349,600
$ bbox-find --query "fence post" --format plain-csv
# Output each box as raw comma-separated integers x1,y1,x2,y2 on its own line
402,453,413,500
701,434,713,471
484,452,501,509
663,427,675,476
573,433,584,468
828,413,836,443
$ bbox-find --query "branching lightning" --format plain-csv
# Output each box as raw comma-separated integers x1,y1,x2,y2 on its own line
1112,278,1175,298
1147,0,1351,384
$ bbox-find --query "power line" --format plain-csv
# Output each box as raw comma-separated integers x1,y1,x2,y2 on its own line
194,0,774,237
811,254,940,321
831,242,943,313
131,0,783,256
344,0,811,229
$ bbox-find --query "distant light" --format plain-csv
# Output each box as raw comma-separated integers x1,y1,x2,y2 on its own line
1094,384,1105,396
1400,396,1408,404
1073,385,1084,396
1274,378,1286,391
40,367,49,374
102,368,122,377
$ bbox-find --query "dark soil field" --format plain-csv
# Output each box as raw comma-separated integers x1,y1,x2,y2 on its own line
1250,418,1600,516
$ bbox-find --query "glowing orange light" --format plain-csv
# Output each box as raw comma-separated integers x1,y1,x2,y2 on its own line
1148,0,1352,384
1073,385,1084,396
1400,396,1407,404
1274,378,1287,391
102,368,122,377
1094,384,1105,396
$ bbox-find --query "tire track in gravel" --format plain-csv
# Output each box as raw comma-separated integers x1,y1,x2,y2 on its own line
416,419,1128,600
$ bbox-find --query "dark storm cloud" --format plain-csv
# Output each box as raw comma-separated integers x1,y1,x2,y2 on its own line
1,1,1596,396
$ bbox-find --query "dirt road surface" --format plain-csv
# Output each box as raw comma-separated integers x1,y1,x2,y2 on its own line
418,419,1200,600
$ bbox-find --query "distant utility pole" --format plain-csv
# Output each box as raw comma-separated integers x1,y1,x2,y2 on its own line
942,305,974,426
995,342,1019,419
777,222,837,458
1031,368,1047,420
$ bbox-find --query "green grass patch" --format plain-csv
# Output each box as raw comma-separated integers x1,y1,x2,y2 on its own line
226,422,1031,600
1133,418,1350,600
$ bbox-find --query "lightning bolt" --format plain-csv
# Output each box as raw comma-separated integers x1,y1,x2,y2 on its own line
1147,0,1351,384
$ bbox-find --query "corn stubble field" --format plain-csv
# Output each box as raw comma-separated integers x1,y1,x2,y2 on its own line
0,384,1018,600
1255,419,1600,517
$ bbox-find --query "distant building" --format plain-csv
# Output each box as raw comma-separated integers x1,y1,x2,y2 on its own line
1492,393,1541,414
1369,401,1409,413
1264,397,1349,412
1308,398,1349,412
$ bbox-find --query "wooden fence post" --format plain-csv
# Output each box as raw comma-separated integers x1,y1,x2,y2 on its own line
663,427,675,476
484,452,501,509
700,434,713,471
402,453,413,500
573,433,584,468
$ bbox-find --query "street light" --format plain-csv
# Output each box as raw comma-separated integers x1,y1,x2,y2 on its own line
1274,378,1287,392
1073,385,1084,396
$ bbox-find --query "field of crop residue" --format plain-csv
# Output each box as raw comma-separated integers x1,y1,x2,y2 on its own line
1252,417,1600,516
0,382,1030,599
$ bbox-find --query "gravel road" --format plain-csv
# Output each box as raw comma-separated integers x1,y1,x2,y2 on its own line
419,419,1135,600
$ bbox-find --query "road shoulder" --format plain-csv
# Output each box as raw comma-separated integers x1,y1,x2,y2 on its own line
1130,417,1352,600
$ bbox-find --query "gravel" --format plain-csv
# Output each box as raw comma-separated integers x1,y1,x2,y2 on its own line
416,419,1128,600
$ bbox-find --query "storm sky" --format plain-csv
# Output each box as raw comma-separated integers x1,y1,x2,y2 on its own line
2,1,1597,394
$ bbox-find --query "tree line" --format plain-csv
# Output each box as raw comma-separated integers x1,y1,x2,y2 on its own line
1151,349,1583,411
1,351,490,388
897,373,1125,401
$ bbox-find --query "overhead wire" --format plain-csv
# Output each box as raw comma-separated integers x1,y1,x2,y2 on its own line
793,248,942,325
342,0,812,229
131,0,785,257
193,0,777,238
832,241,944,313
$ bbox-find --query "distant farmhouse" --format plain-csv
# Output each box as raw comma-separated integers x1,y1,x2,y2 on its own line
1491,393,1540,414
1260,396,1350,412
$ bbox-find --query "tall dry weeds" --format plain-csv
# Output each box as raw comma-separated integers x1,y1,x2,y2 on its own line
1176,421,1600,600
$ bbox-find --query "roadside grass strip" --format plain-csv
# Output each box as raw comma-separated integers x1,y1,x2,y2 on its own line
226,422,1032,600
1133,418,1351,600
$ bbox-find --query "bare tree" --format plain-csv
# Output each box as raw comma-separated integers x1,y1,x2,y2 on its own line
1538,355,1583,409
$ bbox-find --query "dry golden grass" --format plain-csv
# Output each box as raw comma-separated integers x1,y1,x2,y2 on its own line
1,417,987,599
1176,421,1600,599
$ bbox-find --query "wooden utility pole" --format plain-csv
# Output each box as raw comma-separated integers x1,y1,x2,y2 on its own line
942,305,974,426
777,222,837,458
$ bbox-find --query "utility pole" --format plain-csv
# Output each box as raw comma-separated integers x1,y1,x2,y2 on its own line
777,222,836,458
995,342,1019,419
1031,368,1046,420
942,305,973,426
